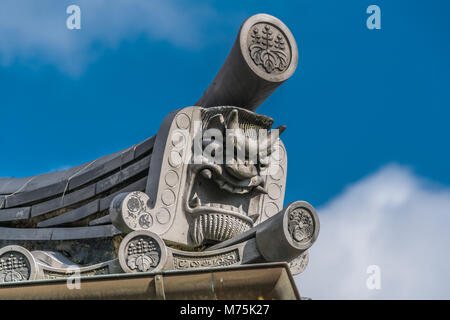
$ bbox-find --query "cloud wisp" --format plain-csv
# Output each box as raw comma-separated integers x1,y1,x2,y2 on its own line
0,0,216,76
296,164,450,299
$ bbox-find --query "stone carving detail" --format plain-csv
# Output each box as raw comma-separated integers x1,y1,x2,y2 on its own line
192,213,252,246
0,253,30,282
126,237,160,272
288,251,309,276
111,191,154,232
185,106,286,246
43,267,109,279
125,192,152,230
0,14,320,293
248,23,290,74
118,231,167,273
264,202,279,218
0,246,36,283
173,249,240,270
288,207,315,244
175,112,191,129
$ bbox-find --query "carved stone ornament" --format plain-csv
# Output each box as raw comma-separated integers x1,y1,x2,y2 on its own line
0,14,319,289
284,202,319,251
288,251,309,276
118,230,167,273
110,191,153,233
110,105,289,249
172,248,240,270
0,246,37,283
288,207,315,245
248,23,290,74
238,13,298,84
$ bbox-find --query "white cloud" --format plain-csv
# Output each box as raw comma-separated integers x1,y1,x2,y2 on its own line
296,164,450,299
0,0,216,76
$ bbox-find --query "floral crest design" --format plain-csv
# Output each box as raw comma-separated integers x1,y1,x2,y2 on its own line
126,237,160,272
288,208,314,244
248,24,289,73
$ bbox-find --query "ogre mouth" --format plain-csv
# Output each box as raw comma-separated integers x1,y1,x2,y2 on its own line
193,163,267,195
190,213,253,246
185,165,263,223
185,168,262,246
188,195,256,225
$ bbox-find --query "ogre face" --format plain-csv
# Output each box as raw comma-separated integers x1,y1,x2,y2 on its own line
111,106,287,249
184,106,285,246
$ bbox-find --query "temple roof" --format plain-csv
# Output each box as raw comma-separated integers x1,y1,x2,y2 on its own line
0,136,155,240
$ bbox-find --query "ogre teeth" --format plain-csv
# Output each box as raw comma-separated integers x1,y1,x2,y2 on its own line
249,214,260,222
254,185,268,194
200,169,212,179
239,204,244,213
189,193,201,207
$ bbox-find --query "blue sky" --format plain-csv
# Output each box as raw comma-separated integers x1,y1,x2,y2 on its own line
0,0,449,298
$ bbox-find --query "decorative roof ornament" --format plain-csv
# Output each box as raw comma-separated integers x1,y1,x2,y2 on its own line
0,13,318,300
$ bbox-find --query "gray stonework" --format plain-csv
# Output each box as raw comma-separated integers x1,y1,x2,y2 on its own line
0,13,319,287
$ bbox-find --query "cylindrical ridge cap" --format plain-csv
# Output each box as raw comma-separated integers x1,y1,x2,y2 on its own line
196,13,299,111
239,13,298,83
